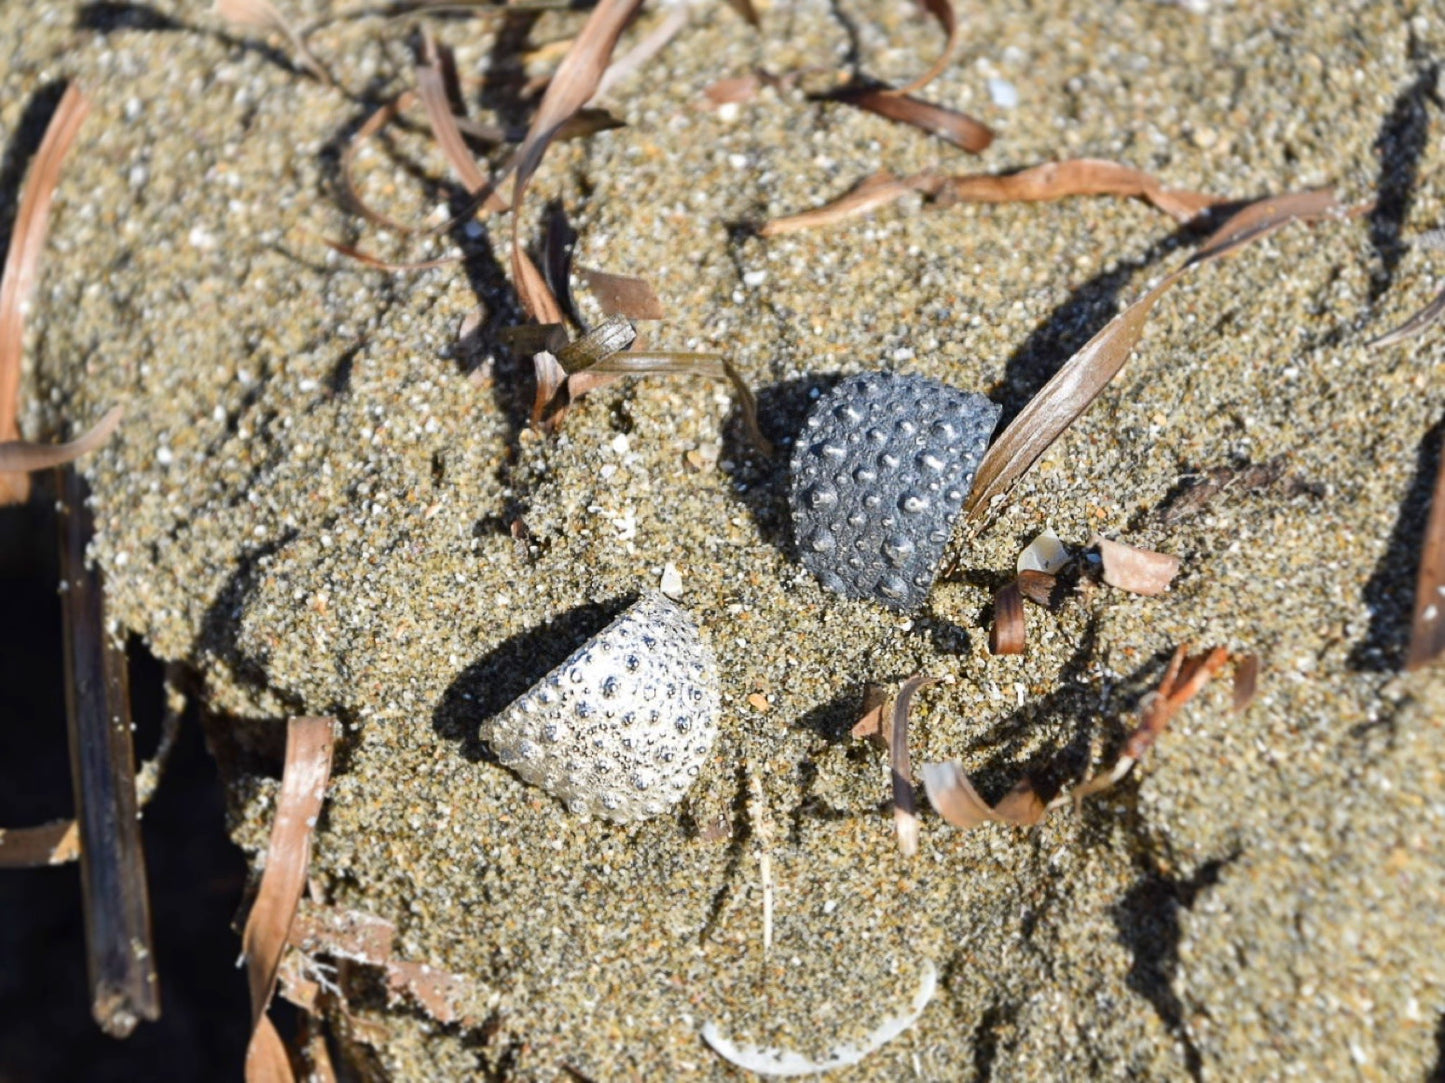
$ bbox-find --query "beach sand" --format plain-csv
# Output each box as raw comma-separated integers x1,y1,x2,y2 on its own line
6,0,1444,1076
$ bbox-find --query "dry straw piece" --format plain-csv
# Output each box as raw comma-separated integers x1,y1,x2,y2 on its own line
242,716,338,1083
1094,534,1181,595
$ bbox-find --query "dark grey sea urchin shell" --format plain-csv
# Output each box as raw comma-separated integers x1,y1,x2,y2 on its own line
789,372,1000,611
480,593,721,823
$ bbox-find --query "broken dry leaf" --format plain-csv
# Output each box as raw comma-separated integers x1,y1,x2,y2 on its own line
508,0,644,320
1406,438,1445,671
850,682,890,747
988,580,1026,656
831,86,993,153
702,74,761,108
416,36,491,195
888,0,959,96
965,189,1343,523
890,674,935,855
1094,534,1181,595
1015,569,1062,609
0,405,123,477
578,267,665,319
0,83,89,505
938,159,1222,223
1232,653,1261,712
242,717,338,1083
919,762,1045,831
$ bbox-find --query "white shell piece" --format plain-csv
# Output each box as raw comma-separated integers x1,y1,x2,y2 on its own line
699,959,937,1077
1016,528,1072,575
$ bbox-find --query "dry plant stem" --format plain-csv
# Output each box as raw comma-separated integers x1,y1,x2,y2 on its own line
745,766,773,954
416,34,491,194
215,0,331,83
242,716,338,1083
890,674,934,856
965,189,1342,523
591,0,691,102
0,404,123,475
58,466,158,1037
0,84,90,505
1369,287,1445,348
508,0,644,321
1406,433,1445,671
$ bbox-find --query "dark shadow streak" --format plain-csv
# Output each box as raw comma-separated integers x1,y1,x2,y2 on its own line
431,597,631,763
1367,59,1441,303
1112,849,1241,1082
1349,418,1443,673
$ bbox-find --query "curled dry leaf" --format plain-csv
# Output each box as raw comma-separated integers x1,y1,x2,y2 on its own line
938,159,1222,223
578,267,665,319
965,189,1343,524
831,86,993,153
242,716,338,1083
988,580,1025,656
215,0,330,83
416,35,491,196
1232,652,1261,713
758,171,939,237
1093,534,1181,595
0,405,123,476
890,674,935,855
919,762,1045,831
1371,286,1445,349
1406,436,1445,671
0,83,89,505
1073,645,1228,802
888,0,960,96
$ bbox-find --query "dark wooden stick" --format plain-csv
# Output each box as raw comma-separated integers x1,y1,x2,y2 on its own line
58,465,159,1036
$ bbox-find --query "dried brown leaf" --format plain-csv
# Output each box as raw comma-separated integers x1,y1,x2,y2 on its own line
888,0,959,96
850,682,889,746
890,674,935,855
0,84,89,505
530,349,569,428
702,75,760,108
758,171,940,237
833,86,992,153
578,267,665,319
1406,440,1445,671
243,717,338,1083
1015,569,1061,609
1370,285,1445,349
509,0,644,320
988,580,1026,655
966,190,1342,523
920,762,1045,831
1232,653,1261,713
939,159,1222,223
0,404,123,482
416,37,490,195
215,0,330,83
1094,534,1181,595
0,819,80,867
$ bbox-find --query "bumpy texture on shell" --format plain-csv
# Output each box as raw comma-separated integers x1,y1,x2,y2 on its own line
480,593,720,822
789,372,1000,611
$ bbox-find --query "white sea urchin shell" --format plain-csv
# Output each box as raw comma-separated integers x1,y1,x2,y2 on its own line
480,592,721,823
